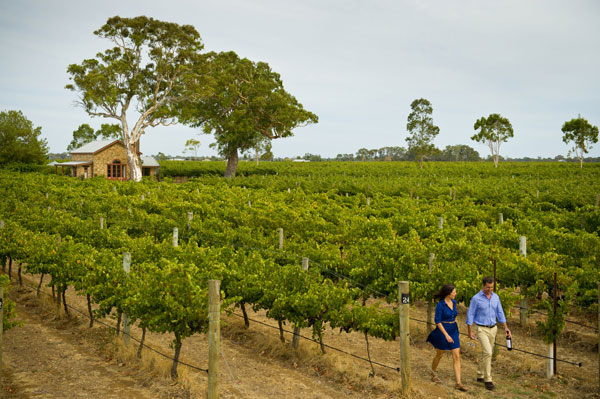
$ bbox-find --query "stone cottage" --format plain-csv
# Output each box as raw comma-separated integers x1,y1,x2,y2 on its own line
49,140,159,180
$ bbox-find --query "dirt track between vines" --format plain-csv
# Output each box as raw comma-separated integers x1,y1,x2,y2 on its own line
2,271,599,398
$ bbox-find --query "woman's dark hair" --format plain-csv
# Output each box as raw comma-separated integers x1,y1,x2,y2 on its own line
433,284,455,300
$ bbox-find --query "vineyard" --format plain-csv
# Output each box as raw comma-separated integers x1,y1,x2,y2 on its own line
1,161,600,398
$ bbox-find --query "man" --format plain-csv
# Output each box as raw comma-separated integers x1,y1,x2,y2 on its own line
466,276,512,391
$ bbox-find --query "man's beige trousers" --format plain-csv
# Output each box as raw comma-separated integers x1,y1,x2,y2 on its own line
476,325,497,383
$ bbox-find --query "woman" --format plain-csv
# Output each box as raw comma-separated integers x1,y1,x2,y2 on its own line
426,284,467,392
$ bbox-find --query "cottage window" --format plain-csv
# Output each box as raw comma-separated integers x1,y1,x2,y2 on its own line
107,160,126,180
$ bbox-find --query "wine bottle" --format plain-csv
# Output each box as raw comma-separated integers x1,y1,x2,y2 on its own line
506,335,512,351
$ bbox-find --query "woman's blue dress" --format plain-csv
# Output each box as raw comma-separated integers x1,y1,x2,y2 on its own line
426,299,460,350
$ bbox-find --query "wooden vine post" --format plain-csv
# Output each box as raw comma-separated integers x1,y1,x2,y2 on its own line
278,228,284,250
498,212,504,225
122,252,131,347
292,257,309,349
172,227,179,248
553,272,558,377
0,286,4,384
427,253,435,334
208,279,220,399
398,281,411,394
519,236,528,326
187,212,193,230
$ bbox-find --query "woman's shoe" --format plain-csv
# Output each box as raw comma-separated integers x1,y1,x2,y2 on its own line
431,373,442,383
455,383,468,392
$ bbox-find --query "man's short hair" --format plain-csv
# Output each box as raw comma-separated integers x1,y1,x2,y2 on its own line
482,276,494,286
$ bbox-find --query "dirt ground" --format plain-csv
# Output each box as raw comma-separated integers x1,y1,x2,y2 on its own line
2,271,600,399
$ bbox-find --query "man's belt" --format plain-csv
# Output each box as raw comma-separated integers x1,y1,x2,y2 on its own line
475,323,496,328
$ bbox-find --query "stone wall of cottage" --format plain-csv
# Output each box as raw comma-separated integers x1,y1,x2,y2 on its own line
93,143,128,178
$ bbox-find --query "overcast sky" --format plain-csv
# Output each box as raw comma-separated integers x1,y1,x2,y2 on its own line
1,0,599,159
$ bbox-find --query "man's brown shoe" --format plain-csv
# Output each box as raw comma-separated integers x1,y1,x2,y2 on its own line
476,378,484,382
485,382,495,391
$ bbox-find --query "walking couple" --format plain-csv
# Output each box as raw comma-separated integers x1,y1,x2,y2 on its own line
426,276,512,392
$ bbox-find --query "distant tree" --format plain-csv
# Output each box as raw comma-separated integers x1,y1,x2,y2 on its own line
405,98,440,168
260,141,274,161
67,123,121,151
66,16,206,181
335,153,354,161
183,138,201,160
181,51,317,178
356,148,371,161
561,116,599,168
471,113,513,168
155,152,168,161
302,153,322,161
0,110,48,165
248,136,272,165
439,144,480,161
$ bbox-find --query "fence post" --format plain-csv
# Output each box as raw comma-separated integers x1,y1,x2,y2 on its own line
595,193,600,208
498,213,504,225
398,281,411,394
292,257,309,349
553,272,558,376
208,279,220,399
100,217,104,230
547,344,554,379
438,217,444,230
0,286,4,384
122,252,131,347
519,236,528,326
427,254,435,334
187,212,194,230
172,227,179,248
278,228,284,250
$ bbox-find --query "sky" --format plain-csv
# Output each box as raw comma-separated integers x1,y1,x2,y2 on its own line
1,0,599,159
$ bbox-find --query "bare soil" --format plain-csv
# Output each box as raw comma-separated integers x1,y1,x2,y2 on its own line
2,272,600,399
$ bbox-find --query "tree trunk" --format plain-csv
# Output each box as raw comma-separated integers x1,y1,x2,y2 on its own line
318,327,326,354
116,311,122,336
125,140,143,182
419,155,424,169
37,274,44,296
580,157,583,169
240,302,249,329
494,154,499,168
8,257,12,280
255,147,260,166
224,148,239,178
171,333,183,379
62,289,69,316
137,327,146,358
278,320,285,343
18,265,22,286
87,294,94,328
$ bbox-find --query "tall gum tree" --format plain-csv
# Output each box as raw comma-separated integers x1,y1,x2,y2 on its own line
405,98,440,169
561,115,599,168
66,16,207,181
471,113,514,168
181,51,318,178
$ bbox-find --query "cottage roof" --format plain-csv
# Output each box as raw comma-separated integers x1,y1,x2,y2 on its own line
141,156,159,167
70,139,123,154
48,161,92,166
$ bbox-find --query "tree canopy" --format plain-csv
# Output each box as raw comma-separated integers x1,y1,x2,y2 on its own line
67,123,121,151
66,16,207,181
561,116,599,168
0,110,48,165
181,51,318,178
471,113,513,168
405,98,440,168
